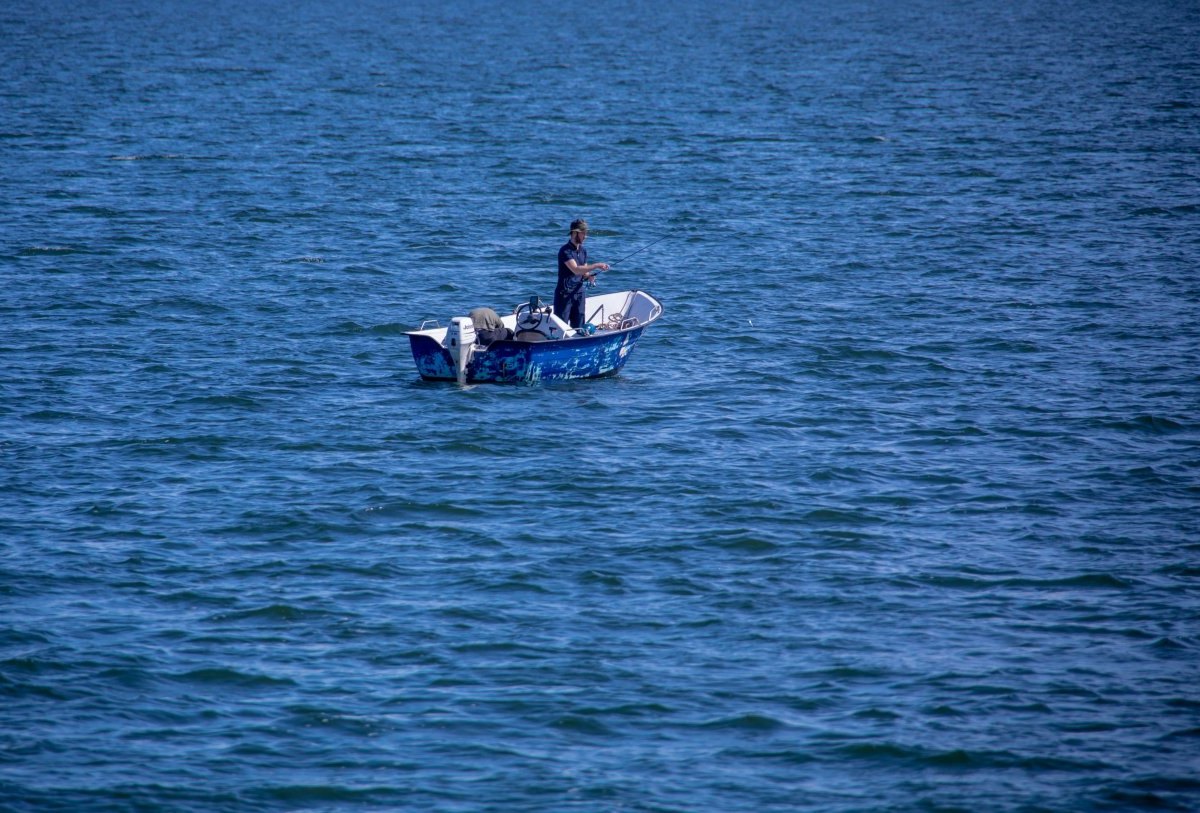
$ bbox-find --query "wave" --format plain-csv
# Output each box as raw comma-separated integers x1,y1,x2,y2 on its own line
694,713,786,732
832,741,1113,772
204,604,341,624
1103,415,1190,434
914,572,1133,591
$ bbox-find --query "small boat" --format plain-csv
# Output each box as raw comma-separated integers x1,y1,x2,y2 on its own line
406,289,664,384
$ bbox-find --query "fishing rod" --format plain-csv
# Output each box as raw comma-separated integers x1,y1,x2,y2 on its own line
606,234,669,268
581,233,670,288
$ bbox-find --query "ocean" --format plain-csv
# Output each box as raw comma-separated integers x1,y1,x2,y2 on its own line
2,0,1199,810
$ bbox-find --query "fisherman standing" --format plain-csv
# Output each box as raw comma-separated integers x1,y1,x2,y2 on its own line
554,219,609,329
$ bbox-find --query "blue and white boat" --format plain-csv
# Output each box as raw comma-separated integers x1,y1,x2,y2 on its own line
406,289,664,384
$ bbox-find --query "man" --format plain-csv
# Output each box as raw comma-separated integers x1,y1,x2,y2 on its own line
554,218,609,329
469,306,511,345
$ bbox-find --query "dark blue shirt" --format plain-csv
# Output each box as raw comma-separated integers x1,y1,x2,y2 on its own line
556,240,587,299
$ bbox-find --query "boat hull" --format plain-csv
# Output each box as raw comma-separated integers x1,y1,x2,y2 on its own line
408,324,648,383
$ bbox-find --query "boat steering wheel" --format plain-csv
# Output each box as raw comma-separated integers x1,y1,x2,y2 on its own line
514,299,552,340
513,303,539,331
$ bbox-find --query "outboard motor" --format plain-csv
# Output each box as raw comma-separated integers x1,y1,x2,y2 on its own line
446,316,476,385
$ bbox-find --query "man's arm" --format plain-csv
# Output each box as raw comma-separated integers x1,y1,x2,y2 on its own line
565,258,610,279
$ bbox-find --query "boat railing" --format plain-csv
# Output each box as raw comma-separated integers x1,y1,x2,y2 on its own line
587,291,638,327
419,319,442,331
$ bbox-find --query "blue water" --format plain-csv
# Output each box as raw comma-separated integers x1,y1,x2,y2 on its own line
3,0,1200,810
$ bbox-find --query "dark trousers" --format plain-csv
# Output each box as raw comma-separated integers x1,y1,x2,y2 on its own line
553,290,585,329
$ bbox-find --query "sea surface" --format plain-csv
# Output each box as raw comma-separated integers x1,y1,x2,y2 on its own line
2,0,1199,810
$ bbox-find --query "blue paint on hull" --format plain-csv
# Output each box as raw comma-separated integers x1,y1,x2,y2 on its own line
409,326,647,383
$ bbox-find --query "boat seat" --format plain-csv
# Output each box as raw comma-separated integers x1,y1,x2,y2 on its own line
514,330,549,342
